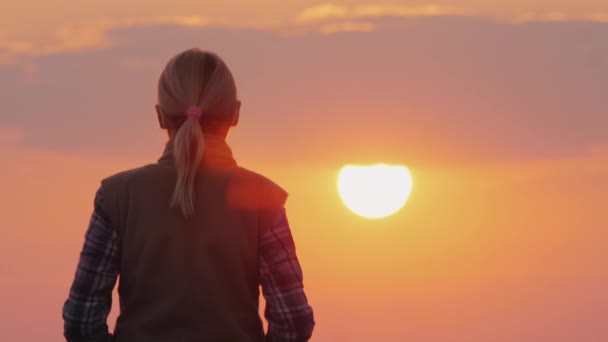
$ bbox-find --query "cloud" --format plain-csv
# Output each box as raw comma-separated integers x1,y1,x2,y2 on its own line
592,12,608,23
295,3,465,23
511,11,608,24
296,3,608,27
0,16,217,58
0,20,114,58
151,16,213,27
296,3,349,23
1,5,606,60
512,11,571,24
351,4,464,18
320,21,375,35
1,17,607,165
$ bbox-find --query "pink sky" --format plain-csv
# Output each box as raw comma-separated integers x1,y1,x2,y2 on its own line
1,4,607,341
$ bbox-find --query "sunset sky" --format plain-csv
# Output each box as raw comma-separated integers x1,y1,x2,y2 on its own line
1,1,607,341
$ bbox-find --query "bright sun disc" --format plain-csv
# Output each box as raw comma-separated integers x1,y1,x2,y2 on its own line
338,164,413,219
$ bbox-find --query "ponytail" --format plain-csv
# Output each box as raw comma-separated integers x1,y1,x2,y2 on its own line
157,48,238,217
170,115,205,217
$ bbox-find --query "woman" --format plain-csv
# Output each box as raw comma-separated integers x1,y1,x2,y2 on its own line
63,49,315,342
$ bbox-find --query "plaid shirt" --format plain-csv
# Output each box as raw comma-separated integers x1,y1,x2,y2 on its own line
63,188,314,342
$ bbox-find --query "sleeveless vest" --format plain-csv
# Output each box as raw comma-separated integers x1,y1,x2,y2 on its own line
101,137,287,342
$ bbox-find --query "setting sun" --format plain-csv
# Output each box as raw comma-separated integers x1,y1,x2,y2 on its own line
337,164,413,219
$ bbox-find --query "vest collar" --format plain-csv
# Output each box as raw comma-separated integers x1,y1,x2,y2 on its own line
158,135,238,168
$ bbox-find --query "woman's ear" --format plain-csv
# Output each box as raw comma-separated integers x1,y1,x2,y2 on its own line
156,105,167,129
231,101,241,127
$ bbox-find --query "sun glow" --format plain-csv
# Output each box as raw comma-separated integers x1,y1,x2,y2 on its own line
337,164,413,219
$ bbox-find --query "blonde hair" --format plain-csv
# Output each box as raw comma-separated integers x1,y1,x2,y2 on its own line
157,49,237,217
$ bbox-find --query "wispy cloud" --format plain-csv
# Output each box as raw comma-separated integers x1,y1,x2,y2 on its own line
510,10,608,24
320,21,375,35
151,16,213,27
0,16,216,58
295,3,465,23
0,20,114,57
2,5,607,60
512,11,570,24
352,4,463,18
296,3,349,23
591,12,608,23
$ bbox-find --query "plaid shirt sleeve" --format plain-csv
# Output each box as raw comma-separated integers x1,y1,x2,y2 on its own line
259,208,315,342
62,187,120,342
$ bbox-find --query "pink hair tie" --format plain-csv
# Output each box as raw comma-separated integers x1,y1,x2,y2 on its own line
186,106,202,119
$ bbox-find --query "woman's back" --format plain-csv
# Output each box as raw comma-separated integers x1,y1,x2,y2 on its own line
102,137,287,341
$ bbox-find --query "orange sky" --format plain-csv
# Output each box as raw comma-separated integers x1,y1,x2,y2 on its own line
2,0,608,57
1,2,608,341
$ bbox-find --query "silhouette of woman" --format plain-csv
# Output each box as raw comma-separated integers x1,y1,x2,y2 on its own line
62,48,315,342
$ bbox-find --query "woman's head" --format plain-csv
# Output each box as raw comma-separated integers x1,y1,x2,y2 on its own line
156,48,240,217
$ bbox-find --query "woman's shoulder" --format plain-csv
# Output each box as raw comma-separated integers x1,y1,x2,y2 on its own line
231,166,279,186
226,166,289,209
100,163,161,190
